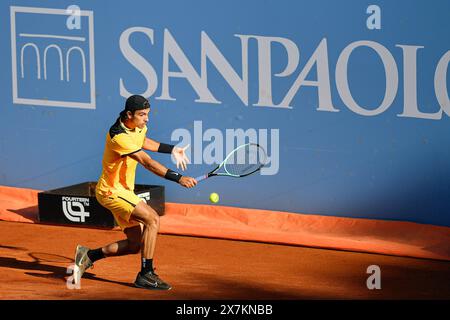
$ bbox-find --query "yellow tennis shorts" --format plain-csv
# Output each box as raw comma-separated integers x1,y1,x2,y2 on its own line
95,189,143,230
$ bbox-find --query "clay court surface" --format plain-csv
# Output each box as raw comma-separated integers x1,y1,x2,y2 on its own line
0,221,449,300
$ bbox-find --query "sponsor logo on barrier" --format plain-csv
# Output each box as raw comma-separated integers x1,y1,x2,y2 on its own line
62,196,90,223
138,192,151,202
10,6,96,109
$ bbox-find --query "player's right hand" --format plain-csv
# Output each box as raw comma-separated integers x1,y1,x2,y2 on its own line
179,176,197,188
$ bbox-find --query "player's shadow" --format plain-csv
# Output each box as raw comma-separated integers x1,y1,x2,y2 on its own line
0,245,28,251
0,252,134,288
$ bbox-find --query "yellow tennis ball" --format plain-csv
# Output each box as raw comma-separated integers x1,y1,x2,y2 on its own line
209,192,219,203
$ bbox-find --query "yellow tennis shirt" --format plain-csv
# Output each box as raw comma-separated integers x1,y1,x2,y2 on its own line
96,118,147,195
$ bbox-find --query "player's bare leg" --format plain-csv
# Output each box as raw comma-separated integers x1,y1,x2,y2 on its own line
129,201,160,259
83,201,159,261
74,222,143,284
96,224,143,257
128,201,171,290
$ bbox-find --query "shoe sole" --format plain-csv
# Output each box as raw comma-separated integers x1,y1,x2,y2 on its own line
73,265,81,285
73,245,89,285
73,245,83,285
134,281,172,291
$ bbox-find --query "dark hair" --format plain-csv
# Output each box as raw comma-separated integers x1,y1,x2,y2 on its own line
119,110,128,121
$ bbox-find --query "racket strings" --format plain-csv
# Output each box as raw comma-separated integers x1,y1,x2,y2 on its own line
224,144,266,176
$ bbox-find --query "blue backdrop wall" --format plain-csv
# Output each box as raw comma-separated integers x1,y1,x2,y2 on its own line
1,0,449,226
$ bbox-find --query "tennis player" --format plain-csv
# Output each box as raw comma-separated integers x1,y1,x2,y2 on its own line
74,95,197,290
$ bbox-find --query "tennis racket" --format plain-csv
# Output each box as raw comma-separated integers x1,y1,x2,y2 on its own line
195,143,267,182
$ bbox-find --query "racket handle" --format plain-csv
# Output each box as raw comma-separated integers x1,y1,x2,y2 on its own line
195,174,208,182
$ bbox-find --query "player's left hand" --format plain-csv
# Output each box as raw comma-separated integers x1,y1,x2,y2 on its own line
172,144,190,171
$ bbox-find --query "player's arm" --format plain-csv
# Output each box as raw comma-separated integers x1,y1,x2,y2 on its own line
142,137,160,152
129,150,196,188
142,138,190,171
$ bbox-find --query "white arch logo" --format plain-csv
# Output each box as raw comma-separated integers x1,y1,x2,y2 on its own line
10,6,95,109
20,42,87,82
62,197,90,223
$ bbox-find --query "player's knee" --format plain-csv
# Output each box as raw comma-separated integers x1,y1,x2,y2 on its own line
148,214,159,228
143,208,159,228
